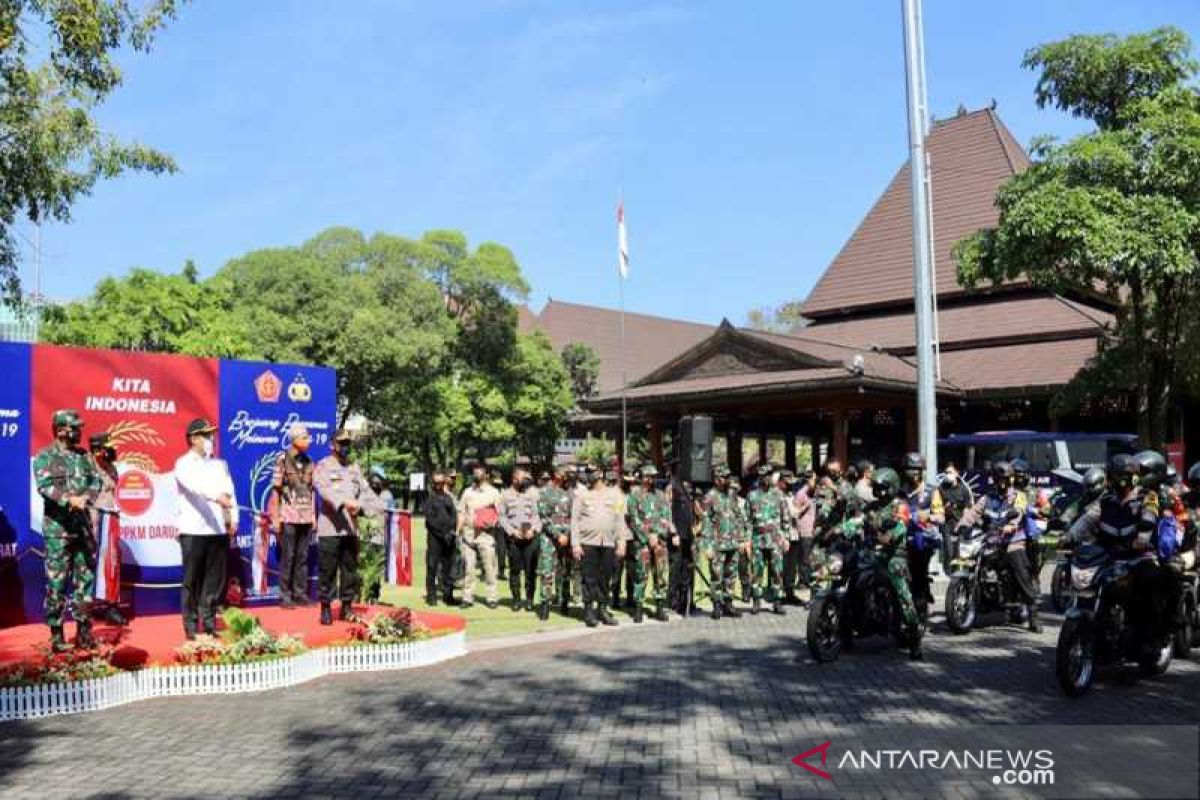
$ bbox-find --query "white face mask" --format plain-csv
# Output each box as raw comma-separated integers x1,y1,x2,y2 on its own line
201,438,214,458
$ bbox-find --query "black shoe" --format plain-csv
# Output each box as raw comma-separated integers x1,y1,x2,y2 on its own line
426,595,438,607
182,621,197,641
559,599,571,616
784,593,800,606
633,605,644,624
512,599,523,612
724,602,742,619
104,606,127,626
654,602,668,622
497,572,508,581
537,602,550,621
442,594,455,606
772,602,785,616
1028,610,1042,634
711,602,722,621
752,597,761,615
280,598,297,609
461,600,474,609
909,643,924,661
295,596,314,607
202,620,217,637
485,600,498,610
584,603,598,628
50,625,70,652
598,605,618,626
339,603,358,622
320,604,333,626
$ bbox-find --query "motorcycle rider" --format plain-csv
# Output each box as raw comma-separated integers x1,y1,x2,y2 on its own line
1012,458,1049,578
864,466,924,660
959,461,1040,633
1066,453,1174,661
1133,451,1185,653
901,452,943,621
937,463,972,571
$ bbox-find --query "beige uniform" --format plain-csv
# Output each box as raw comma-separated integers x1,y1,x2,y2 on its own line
570,485,632,548
458,483,502,604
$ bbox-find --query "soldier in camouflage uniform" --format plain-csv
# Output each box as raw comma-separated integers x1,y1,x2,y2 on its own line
626,464,672,623
861,467,923,659
34,410,102,650
746,466,789,615
701,465,749,619
535,466,573,620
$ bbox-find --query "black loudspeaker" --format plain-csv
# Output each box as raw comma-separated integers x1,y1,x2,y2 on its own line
678,415,713,484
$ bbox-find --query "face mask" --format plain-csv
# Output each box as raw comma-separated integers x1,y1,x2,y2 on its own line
294,439,311,454
201,437,214,457
473,474,483,485
64,428,82,447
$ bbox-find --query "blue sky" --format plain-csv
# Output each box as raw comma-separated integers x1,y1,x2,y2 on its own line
22,0,1200,324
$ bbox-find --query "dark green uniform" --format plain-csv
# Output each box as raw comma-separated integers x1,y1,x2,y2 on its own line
34,437,102,628
865,498,919,628
702,486,745,606
627,486,671,606
536,483,572,607
747,485,787,603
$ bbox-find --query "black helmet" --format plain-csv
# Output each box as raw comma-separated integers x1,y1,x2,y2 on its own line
991,460,1015,481
872,467,901,498
902,452,926,472
855,459,875,475
1108,453,1138,481
1011,458,1030,479
1131,450,1168,490
1082,466,1106,494
1187,461,1200,487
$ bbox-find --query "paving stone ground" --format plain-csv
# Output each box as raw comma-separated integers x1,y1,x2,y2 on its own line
1,595,1197,799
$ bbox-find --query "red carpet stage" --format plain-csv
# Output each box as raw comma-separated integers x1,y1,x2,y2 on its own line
0,606,466,670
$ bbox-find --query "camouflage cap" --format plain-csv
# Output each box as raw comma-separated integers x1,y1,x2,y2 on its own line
52,409,83,428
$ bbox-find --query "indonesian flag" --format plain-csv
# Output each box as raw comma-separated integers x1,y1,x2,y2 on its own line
617,201,629,279
253,512,272,595
384,510,413,586
93,509,121,604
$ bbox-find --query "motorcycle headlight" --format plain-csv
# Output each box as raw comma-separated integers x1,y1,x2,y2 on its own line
1071,565,1099,590
958,539,982,558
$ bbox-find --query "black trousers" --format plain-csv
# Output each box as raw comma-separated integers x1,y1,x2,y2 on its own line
1005,547,1039,608
494,527,508,576
507,536,538,602
907,545,936,606
783,537,812,596
1128,558,1179,649
426,533,456,601
581,545,616,606
318,536,359,605
278,523,312,602
180,534,227,629
669,538,695,612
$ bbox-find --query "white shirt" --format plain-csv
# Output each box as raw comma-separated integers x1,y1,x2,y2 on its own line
174,450,238,537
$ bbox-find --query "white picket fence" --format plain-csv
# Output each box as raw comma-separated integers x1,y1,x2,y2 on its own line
0,630,465,722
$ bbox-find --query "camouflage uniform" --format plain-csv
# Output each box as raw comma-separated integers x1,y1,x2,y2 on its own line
746,484,788,604
34,413,102,631
536,481,572,609
627,483,671,611
701,476,746,610
865,498,919,628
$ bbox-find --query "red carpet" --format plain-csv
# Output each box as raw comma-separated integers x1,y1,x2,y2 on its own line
0,605,466,670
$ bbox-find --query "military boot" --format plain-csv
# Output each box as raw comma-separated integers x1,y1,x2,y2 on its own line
105,605,127,626
537,602,550,621
1027,605,1042,634
74,620,97,650
339,603,359,623
49,625,70,652
654,601,668,622
559,596,570,616
723,600,742,619
751,597,761,615
909,638,924,661
772,601,785,616
583,602,598,628
598,604,618,626
711,599,722,620
632,604,644,624
320,603,333,626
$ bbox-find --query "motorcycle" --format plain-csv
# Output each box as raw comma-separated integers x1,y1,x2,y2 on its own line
1050,544,1074,614
1055,543,1173,697
945,508,1027,634
806,533,921,662
1169,555,1198,658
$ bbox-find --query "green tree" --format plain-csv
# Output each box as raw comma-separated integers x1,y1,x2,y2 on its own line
560,341,600,402
745,301,807,333
0,0,182,305
955,27,1200,446
40,264,253,357
508,332,574,461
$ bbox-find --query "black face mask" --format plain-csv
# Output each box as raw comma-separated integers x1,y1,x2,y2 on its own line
520,478,533,491
64,428,82,447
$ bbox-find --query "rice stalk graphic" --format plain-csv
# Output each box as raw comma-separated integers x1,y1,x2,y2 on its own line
250,451,280,515
117,451,159,473
106,420,166,472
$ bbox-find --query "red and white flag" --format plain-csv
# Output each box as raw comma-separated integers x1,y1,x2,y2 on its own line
617,201,629,279
93,509,121,604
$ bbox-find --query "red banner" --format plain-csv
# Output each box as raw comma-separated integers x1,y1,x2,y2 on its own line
385,510,412,586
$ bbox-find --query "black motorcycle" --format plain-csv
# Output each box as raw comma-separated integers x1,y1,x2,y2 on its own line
1056,543,1173,697
945,508,1026,634
1170,556,1198,658
1050,544,1074,614
807,534,921,662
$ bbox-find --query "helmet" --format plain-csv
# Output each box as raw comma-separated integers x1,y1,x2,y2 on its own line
639,464,659,479
1082,466,1107,494
902,452,925,472
991,460,1014,481
1165,464,1179,487
855,459,875,475
1187,461,1200,487
1131,450,1168,489
1011,458,1030,479
1107,453,1138,483
872,467,902,498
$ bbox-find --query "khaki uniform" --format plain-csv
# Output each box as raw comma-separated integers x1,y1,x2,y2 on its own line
458,483,501,604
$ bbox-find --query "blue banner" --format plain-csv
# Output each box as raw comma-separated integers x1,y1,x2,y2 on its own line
218,361,337,603
0,343,32,626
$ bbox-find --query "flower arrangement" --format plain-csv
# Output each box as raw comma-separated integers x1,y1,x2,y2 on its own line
347,606,433,645
0,642,119,687
174,608,305,666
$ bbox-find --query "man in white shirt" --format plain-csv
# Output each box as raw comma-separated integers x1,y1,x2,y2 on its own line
174,418,237,639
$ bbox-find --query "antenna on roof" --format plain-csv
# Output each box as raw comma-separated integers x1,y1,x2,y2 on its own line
956,103,967,117
990,97,998,110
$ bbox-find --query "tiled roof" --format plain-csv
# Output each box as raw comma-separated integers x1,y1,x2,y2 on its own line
519,299,714,392
803,293,1112,353
938,337,1099,393
800,108,1030,318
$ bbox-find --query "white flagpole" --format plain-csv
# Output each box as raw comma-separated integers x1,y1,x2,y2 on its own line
617,197,628,470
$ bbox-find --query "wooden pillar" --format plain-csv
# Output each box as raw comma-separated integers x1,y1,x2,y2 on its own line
648,417,664,469
832,409,848,467
728,428,743,478
785,433,797,472
905,403,917,453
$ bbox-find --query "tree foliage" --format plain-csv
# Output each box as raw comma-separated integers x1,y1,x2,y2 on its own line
560,341,600,402
745,302,807,334
955,26,1200,445
0,0,182,306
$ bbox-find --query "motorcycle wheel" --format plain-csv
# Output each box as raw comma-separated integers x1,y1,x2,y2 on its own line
806,594,843,663
1051,564,1070,614
1173,594,1195,658
1056,617,1095,698
945,576,975,635
1139,641,1173,677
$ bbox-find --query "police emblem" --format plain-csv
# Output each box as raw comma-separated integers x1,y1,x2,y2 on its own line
255,370,282,403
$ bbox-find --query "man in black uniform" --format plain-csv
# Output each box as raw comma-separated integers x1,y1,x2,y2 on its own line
423,471,457,605
667,461,696,615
